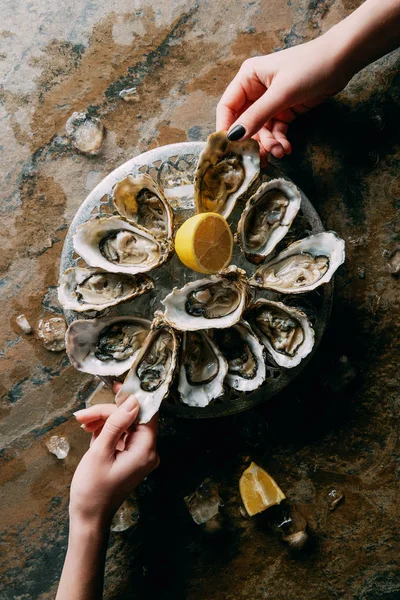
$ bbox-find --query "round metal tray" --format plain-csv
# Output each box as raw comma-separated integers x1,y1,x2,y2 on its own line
60,141,332,419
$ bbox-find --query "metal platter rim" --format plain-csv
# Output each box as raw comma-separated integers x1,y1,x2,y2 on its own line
60,141,333,419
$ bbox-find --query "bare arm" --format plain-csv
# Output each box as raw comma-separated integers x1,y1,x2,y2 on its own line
217,0,400,161
56,388,159,600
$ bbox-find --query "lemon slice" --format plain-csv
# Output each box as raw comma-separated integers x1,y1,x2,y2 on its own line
239,461,286,516
175,213,233,274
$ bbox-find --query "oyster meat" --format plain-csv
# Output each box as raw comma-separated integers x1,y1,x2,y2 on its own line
113,174,173,239
73,215,173,274
116,315,179,423
213,320,266,392
66,316,150,376
162,265,251,331
178,331,228,407
194,131,260,218
58,267,154,312
236,178,301,264
250,231,345,293
248,299,314,368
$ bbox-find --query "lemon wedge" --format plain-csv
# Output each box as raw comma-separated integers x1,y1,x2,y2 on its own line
240,461,286,516
174,212,233,274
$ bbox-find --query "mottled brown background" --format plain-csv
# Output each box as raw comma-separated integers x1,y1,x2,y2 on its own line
0,0,399,598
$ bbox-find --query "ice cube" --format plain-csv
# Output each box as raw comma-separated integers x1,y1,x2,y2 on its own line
111,497,140,532
66,112,104,155
37,316,67,352
16,314,32,334
184,478,221,525
46,435,70,459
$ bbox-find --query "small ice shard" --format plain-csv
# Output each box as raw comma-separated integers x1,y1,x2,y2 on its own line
184,478,221,525
66,112,104,155
387,249,400,275
111,497,140,532
327,488,344,512
16,314,32,334
119,87,137,102
46,435,70,459
37,316,67,351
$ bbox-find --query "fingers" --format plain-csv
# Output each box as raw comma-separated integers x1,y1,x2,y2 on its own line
271,120,292,155
74,404,117,424
112,381,123,394
92,395,140,456
228,83,292,141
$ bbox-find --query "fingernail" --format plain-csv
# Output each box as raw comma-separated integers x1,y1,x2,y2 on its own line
73,410,84,417
123,395,139,412
227,124,246,141
80,424,88,431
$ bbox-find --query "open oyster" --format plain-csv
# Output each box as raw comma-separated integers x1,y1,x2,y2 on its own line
194,131,260,218
248,299,314,368
236,178,301,264
115,315,180,424
113,174,173,239
213,320,266,392
162,265,251,331
178,331,228,407
58,267,154,312
73,215,173,274
66,316,151,376
249,232,345,293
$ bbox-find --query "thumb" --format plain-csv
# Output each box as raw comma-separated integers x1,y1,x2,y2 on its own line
227,84,289,141
93,395,139,455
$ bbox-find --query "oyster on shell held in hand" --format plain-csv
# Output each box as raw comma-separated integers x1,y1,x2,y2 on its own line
248,299,314,368
178,330,228,407
58,267,154,312
213,320,266,392
113,174,173,240
236,178,301,264
115,314,180,424
73,215,173,275
194,131,260,218
66,316,151,376
162,265,252,331
249,231,345,293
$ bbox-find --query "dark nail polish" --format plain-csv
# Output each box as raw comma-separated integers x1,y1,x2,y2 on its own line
227,124,246,141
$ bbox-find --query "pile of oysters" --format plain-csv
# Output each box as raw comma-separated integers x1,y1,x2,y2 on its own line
59,131,345,423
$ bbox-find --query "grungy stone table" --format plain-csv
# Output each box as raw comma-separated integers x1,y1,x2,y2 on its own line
0,1,399,598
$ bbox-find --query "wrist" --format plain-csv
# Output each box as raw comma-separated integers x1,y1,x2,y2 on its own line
69,512,111,543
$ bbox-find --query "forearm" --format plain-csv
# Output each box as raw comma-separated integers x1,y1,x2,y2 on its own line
326,0,400,78
56,518,110,600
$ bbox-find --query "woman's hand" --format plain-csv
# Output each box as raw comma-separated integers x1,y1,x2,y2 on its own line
71,383,159,529
216,34,350,163
217,0,400,163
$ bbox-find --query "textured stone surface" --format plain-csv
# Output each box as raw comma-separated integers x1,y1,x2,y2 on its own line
0,0,399,598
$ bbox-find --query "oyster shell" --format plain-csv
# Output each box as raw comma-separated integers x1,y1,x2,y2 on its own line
248,299,314,368
162,265,251,331
236,178,301,264
194,131,260,218
66,316,151,376
58,267,154,312
213,320,266,392
249,232,345,293
113,174,173,239
115,315,180,424
73,215,173,274
178,331,228,407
